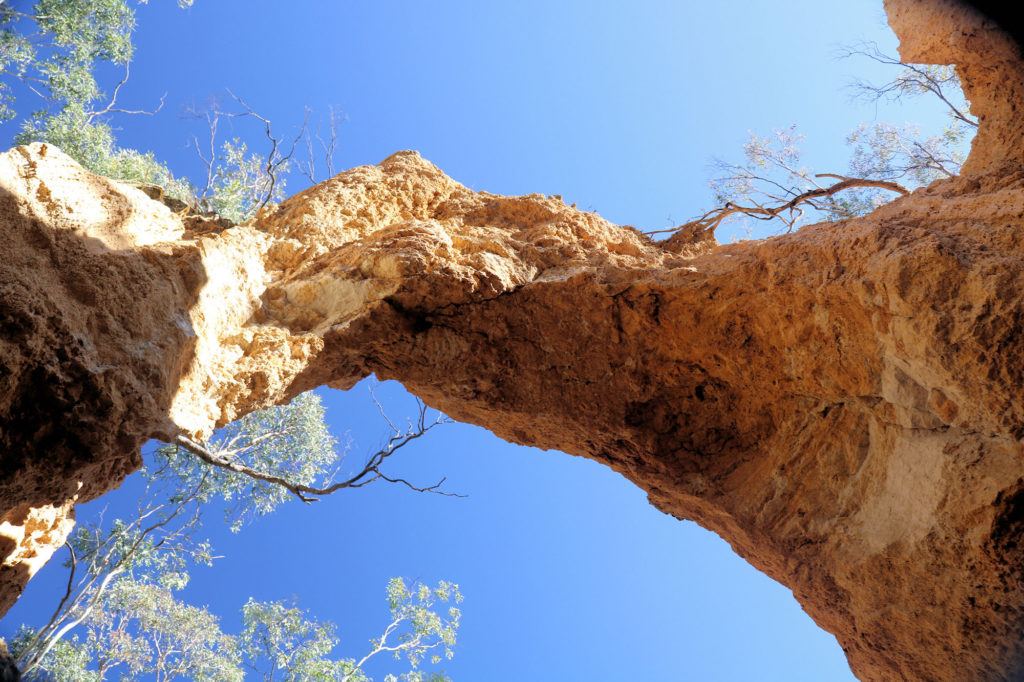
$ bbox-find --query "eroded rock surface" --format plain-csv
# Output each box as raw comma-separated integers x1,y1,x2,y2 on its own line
1,0,1023,679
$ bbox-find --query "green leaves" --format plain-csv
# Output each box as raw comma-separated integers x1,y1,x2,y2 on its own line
155,392,340,532
17,580,463,681
240,598,346,681
1,0,135,122
15,391,461,682
1,0,212,221
0,26,35,121
4,1,324,227
207,137,290,223
8,630,100,682
240,579,464,682
86,578,243,682
14,103,111,167
35,0,136,61
846,120,968,185
11,580,244,682
378,578,462,675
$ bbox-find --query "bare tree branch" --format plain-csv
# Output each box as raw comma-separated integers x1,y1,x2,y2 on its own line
183,98,219,200
646,174,909,237
299,107,317,184
299,105,343,183
838,41,978,129
183,92,313,220
173,402,462,502
320,106,341,178
87,62,165,124
223,89,305,215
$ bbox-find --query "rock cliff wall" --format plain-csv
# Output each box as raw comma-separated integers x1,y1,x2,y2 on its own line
2,1,1023,679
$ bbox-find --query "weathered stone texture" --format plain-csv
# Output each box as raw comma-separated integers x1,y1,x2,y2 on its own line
2,1,1024,679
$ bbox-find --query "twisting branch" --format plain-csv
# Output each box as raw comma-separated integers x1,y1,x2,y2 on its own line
222,89,304,215
646,174,909,237
838,41,978,129
665,41,975,242
87,62,166,123
174,401,462,502
183,91,310,221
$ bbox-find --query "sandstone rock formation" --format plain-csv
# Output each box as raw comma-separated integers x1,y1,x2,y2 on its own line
1,0,1022,679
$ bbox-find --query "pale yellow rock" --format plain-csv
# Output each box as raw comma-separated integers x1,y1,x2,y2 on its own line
0,502,76,587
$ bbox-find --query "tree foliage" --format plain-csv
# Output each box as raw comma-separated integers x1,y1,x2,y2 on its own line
1,0,336,223
8,393,460,682
158,391,339,531
237,579,462,682
1,0,196,199
11,577,461,682
650,43,978,239
4,5,458,679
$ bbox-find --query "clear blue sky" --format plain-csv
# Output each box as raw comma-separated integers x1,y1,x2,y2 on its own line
2,1,966,679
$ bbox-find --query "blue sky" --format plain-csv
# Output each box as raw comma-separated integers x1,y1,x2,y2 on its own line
1,1,969,679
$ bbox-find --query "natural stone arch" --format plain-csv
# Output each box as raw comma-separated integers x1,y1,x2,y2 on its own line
2,1,1024,679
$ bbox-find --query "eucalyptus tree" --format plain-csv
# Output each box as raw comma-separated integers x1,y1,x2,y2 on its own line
1,0,338,222
11,576,461,682
647,43,978,239
3,4,460,679
7,393,459,681
2,0,195,196
238,579,461,682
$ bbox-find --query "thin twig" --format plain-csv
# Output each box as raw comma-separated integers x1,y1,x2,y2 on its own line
839,41,978,128
86,62,165,124
223,89,304,215
173,403,462,502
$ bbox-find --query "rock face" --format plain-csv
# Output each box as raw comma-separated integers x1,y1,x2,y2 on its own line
1,0,1022,679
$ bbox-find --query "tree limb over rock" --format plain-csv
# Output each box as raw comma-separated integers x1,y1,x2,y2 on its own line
646,174,910,238
173,400,461,503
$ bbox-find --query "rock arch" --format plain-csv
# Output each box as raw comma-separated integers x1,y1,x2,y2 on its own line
2,1,1023,678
